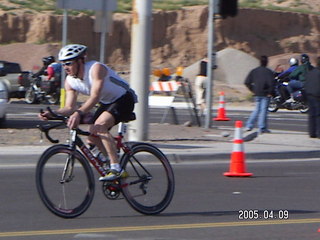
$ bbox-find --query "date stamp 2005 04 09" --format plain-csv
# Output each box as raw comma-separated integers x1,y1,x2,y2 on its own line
238,210,289,220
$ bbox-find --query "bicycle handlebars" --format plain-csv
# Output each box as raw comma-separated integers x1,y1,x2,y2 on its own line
38,107,91,143
38,122,63,144
42,107,66,121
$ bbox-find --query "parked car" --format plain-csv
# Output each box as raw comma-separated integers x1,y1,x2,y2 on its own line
0,61,29,99
0,80,9,125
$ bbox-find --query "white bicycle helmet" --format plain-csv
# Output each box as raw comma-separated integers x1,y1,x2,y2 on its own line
289,57,298,66
58,44,87,61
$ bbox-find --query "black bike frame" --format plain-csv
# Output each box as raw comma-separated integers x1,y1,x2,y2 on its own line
39,110,133,178
69,127,132,177
69,130,107,176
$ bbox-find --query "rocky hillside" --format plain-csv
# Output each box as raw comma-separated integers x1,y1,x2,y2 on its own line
0,5,320,72
261,0,320,13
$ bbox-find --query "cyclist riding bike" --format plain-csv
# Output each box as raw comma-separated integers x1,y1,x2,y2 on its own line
39,44,137,181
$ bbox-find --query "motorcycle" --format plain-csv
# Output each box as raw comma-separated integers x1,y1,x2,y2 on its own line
268,78,308,113
24,73,60,105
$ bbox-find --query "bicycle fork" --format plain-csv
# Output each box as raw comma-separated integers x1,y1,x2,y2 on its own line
60,155,75,184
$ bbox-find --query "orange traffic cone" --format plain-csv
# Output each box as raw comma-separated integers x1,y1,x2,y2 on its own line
224,121,253,177
213,91,230,121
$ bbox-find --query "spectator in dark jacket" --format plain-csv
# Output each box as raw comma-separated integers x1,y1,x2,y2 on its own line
244,55,275,134
304,56,320,138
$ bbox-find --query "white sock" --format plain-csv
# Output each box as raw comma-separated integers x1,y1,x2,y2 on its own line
110,163,121,172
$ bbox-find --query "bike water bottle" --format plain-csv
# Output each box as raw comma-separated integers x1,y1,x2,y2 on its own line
90,145,108,163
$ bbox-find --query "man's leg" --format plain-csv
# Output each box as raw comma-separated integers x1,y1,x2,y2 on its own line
258,96,270,132
286,80,303,102
87,130,108,158
315,100,320,138
89,111,118,163
307,96,317,138
245,96,261,130
195,75,206,115
287,80,301,95
91,111,128,181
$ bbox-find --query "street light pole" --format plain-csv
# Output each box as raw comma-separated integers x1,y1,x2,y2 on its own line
128,0,152,141
205,0,216,129
60,8,68,108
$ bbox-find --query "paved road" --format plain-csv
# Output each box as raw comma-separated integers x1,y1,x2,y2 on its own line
1,158,320,240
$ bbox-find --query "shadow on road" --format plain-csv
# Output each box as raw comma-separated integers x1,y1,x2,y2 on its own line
243,131,258,142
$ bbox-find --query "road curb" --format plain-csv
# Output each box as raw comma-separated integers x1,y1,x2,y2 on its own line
1,145,319,163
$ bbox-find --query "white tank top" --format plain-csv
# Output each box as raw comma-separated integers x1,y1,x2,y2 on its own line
66,61,129,104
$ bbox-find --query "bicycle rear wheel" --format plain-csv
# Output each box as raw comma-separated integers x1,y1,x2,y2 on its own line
120,143,175,215
35,144,95,218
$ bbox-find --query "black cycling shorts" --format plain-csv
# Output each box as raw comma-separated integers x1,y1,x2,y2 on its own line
92,91,135,125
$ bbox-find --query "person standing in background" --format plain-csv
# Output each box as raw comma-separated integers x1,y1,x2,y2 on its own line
194,58,208,116
304,56,320,138
46,57,62,81
244,55,275,134
286,53,314,103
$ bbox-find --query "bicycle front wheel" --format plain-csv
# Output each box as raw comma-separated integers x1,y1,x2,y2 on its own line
120,143,175,215
35,144,95,218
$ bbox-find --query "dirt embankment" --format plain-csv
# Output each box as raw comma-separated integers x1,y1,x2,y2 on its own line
0,6,320,71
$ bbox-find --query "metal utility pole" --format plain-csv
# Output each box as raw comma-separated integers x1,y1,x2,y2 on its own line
204,0,239,128
60,8,68,108
98,5,107,64
95,8,114,63
205,0,216,129
99,32,106,63
62,9,68,50
128,0,152,141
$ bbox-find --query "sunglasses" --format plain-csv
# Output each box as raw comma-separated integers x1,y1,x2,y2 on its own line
61,61,74,67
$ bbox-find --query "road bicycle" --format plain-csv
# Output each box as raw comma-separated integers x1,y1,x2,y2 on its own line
35,107,175,218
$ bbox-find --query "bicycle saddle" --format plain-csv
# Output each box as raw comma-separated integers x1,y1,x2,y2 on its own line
124,112,136,122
